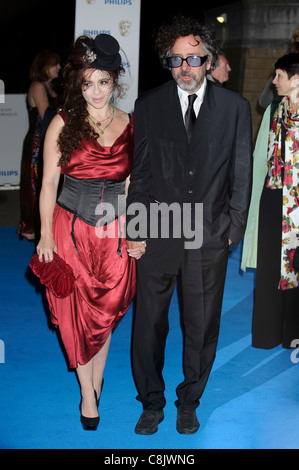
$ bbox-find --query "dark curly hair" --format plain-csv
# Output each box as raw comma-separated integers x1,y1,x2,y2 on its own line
57,35,124,167
154,14,219,70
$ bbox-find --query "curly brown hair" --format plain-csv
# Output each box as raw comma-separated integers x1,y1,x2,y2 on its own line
57,35,124,167
154,14,219,70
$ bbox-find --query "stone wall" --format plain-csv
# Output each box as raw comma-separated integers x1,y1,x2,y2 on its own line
204,0,299,141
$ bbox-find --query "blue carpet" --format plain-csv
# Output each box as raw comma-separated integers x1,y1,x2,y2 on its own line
0,226,298,450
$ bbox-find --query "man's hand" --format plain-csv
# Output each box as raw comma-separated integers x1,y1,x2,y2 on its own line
126,240,147,259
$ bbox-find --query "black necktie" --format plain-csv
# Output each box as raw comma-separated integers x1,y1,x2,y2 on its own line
184,94,197,142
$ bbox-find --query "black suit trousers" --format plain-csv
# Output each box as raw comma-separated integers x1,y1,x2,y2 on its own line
131,246,229,411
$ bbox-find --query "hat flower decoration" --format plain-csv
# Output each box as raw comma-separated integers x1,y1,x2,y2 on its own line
82,43,97,64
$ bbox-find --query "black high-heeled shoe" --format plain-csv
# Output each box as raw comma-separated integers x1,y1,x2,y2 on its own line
95,378,104,408
80,390,99,431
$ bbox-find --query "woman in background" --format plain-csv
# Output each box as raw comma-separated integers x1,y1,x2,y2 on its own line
17,50,61,241
242,54,299,349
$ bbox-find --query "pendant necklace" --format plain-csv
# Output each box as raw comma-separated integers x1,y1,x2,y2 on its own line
88,106,115,135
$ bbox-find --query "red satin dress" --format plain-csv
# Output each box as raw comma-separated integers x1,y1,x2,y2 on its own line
46,112,136,369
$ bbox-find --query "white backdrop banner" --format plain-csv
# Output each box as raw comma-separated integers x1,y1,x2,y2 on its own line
75,0,141,113
0,94,28,186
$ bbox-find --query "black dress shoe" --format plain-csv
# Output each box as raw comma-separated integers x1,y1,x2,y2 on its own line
135,409,164,435
176,408,199,434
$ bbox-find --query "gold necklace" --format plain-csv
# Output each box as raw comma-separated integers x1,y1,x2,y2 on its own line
88,107,115,135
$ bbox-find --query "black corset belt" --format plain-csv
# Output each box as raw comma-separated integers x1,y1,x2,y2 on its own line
57,174,126,256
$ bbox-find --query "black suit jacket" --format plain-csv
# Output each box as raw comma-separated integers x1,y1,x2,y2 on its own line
127,79,252,273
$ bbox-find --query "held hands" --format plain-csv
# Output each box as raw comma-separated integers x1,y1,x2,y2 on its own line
126,240,147,260
36,234,57,263
126,239,231,259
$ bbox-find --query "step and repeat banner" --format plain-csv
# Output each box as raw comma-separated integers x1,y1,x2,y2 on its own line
75,0,141,114
0,94,28,187
0,0,141,186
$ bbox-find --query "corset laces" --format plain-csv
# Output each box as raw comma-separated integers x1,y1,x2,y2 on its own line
116,206,123,257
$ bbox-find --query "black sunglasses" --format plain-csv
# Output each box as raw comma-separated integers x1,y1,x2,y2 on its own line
166,55,208,68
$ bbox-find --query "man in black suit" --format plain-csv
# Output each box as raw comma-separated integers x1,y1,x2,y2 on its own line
126,15,252,435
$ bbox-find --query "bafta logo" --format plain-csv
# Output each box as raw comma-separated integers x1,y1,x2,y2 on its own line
119,83,129,100
85,0,96,4
119,20,131,37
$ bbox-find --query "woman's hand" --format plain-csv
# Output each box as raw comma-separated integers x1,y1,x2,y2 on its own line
36,234,57,263
126,240,147,259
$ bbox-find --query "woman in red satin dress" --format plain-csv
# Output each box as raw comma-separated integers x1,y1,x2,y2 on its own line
36,34,139,430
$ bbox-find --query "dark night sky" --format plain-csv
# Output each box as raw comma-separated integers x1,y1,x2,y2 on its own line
0,0,239,94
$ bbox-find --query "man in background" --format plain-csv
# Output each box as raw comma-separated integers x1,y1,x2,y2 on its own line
208,51,231,85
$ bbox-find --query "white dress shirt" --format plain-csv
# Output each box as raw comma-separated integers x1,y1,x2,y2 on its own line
177,77,207,119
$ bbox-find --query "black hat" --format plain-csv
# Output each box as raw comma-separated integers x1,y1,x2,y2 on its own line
83,34,121,71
